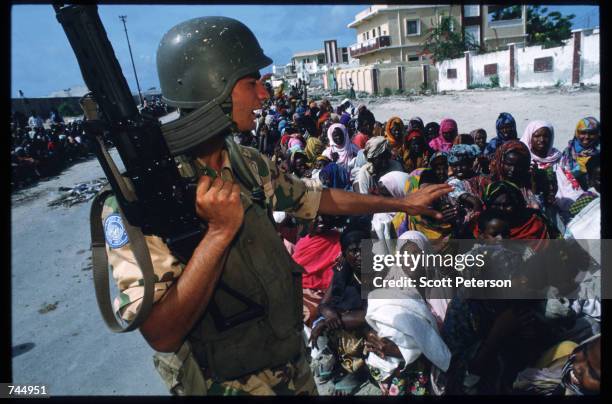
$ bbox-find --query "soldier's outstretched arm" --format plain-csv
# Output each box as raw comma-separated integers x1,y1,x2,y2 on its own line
139,176,243,352
317,184,453,219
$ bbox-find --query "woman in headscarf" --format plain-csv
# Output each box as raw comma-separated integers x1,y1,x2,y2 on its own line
475,181,551,250
520,120,583,213
365,230,451,396
310,226,372,395
428,118,458,153
402,129,431,173
491,139,541,209
424,122,440,147
560,117,600,190
371,171,413,255
355,137,403,195
484,112,518,157
322,123,359,172
384,116,405,159
304,134,325,165
407,117,425,134
392,168,454,244
293,214,342,328
319,161,351,190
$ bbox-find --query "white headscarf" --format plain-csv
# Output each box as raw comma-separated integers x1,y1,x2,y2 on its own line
323,123,358,168
520,120,562,166
379,172,411,198
397,230,431,254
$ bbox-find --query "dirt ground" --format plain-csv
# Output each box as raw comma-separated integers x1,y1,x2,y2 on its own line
10,86,599,395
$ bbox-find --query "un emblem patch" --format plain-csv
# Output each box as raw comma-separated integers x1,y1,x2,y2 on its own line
104,214,129,249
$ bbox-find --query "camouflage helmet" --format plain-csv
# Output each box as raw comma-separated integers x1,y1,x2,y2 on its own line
157,16,272,109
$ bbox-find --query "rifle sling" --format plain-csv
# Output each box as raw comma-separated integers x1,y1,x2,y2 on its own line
91,187,156,333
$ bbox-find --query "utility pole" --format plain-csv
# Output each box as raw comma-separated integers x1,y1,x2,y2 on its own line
119,15,144,106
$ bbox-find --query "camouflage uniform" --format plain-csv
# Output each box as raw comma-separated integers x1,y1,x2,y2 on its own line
101,145,321,395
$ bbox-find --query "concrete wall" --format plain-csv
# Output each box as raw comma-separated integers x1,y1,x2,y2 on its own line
470,48,510,87
337,66,375,94
437,57,467,91
436,29,599,91
378,67,398,92
335,62,439,94
581,29,600,85
515,40,574,88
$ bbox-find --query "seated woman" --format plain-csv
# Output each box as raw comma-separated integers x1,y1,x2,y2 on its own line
429,118,458,152
402,129,431,173
392,169,457,244
474,181,552,251
322,123,359,173
520,120,583,213
491,140,541,209
293,214,343,329
355,137,403,195
309,227,371,395
384,116,405,161
560,117,600,192
364,231,451,396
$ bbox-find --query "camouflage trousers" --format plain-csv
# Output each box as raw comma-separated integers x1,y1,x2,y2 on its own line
153,341,317,396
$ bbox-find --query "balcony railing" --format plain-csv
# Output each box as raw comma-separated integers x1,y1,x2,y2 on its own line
349,36,391,58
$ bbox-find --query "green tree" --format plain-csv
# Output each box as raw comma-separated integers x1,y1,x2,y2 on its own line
527,6,575,48
420,15,480,64
57,101,81,117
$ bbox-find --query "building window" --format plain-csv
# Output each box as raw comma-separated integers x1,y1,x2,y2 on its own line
484,63,498,76
534,56,553,73
447,68,457,79
488,5,522,22
377,26,381,37
372,29,376,38
362,33,366,41
408,55,419,62
465,25,480,46
463,5,480,17
406,19,420,36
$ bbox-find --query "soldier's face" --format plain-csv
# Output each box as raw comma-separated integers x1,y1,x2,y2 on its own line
231,75,270,132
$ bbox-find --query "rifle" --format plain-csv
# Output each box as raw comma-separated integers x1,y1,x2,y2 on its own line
54,4,206,331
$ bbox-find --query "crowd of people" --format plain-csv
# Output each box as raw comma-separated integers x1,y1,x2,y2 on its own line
246,90,601,395
11,96,171,189
10,109,97,188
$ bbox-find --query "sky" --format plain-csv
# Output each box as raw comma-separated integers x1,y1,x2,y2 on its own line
11,4,599,98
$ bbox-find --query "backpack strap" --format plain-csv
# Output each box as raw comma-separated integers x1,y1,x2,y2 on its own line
90,185,156,332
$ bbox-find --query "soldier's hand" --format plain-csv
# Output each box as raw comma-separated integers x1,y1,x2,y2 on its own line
401,183,453,220
196,175,244,239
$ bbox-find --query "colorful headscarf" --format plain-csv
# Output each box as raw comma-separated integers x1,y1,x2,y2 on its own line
491,140,531,187
480,181,549,248
304,136,324,163
384,116,404,149
560,116,600,176
402,130,430,172
448,144,481,165
519,120,562,168
485,112,517,156
428,118,457,152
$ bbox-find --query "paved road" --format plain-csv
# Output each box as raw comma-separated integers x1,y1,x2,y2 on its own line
11,152,169,395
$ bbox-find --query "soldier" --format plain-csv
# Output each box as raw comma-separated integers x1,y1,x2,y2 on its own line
101,16,451,396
